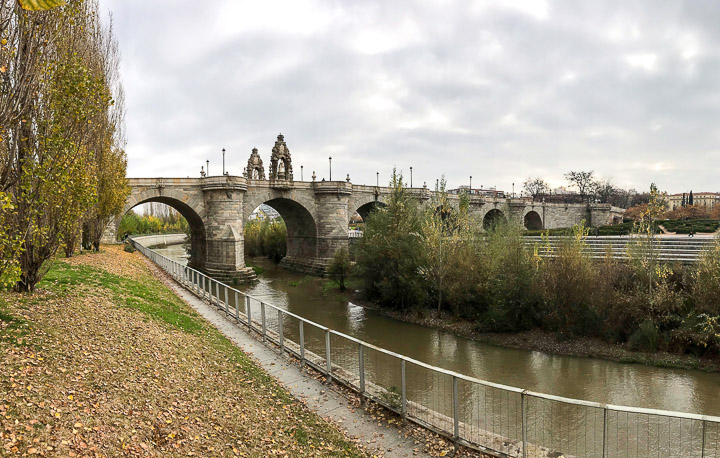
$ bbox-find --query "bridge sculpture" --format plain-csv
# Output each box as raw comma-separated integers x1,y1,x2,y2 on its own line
103,134,624,282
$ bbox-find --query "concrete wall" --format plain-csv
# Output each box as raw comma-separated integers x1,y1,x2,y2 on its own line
131,233,187,247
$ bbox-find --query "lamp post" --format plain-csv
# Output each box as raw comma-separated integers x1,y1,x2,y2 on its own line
222,148,226,175
410,167,413,188
376,172,379,187
512,182,515,198
206,160,209,177
470,176,472,192
329,157,332,181
301,165,303,181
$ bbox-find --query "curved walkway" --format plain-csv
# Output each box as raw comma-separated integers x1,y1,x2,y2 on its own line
144,258,453,458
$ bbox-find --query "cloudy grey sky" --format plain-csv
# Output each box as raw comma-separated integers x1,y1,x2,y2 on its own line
98,0,720,194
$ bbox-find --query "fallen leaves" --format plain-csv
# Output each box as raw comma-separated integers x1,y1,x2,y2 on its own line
0,245,367,456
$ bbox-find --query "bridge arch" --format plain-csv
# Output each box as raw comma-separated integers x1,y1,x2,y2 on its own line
523,210,543,230
355,200,387,221
482,208,507,230
119,188,206,269
243,192,319,263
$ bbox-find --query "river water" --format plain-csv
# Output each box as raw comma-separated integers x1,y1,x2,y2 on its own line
154,244,720,418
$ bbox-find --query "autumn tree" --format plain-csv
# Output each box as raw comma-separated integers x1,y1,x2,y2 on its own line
0,1,127,290
522,177,550,200
419,178,470,314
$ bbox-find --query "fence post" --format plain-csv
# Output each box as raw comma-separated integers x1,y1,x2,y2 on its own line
261,302,267,342
224,286,229,315
602,407,608,458
359,343,365,397
246,296,252,331
325,329,332,382
234,291,240,323
401,359,407,421
278,309,284,352
521,391,528,458
452,375,459,444
299,321,305,367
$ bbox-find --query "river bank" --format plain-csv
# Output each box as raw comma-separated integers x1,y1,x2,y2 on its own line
0,246,366,456
366,304,720,373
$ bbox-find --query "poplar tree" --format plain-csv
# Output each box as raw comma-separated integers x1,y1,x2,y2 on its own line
0,1,128,291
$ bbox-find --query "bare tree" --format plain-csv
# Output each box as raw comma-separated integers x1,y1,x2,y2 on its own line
565,171,596,203
594,178,617,204
523,177,550,200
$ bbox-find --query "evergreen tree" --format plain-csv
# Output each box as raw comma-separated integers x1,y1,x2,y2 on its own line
681,193,686,207
689,190,694,206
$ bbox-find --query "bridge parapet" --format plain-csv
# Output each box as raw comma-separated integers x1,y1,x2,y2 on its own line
112,174,624,282
313,181,352,195
201,175,247,191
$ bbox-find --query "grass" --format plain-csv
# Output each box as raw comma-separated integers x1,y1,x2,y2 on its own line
0,246,366,457
0,298,29,347
42,262,203,334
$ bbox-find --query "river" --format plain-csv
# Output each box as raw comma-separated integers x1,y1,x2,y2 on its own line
154,244,720,417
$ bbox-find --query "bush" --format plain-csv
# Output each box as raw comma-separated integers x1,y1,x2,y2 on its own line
628,320,660,352
537,222,603,335
478,223,540,332
327,247,351,291
123,244,135,253
690,238,720,314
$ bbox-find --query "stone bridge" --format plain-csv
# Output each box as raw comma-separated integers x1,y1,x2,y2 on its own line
103,135,622,282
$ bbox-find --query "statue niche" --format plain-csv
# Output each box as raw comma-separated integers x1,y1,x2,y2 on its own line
245,147,265,180
269,134,293,181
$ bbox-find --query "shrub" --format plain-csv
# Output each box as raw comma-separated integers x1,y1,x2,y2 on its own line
123,244,135,253
327,247,351,292
536,222,603,335
629,320,659,352
690,238,720,314
478,222,540,332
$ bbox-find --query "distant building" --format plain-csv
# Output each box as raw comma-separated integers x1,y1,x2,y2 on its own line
552,186,576,195
249,204,281,221
666,192,720,210
448,186,507,198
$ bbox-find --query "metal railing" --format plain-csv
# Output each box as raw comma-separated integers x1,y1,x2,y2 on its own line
130,238,720,458
525,236,716,264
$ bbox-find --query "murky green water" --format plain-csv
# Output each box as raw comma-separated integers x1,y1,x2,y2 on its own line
155,244,720,417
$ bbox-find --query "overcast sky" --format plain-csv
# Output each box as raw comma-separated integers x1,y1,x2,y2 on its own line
98,0,720,194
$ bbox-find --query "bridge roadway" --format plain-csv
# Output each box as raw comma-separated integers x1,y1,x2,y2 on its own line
102,176,622,282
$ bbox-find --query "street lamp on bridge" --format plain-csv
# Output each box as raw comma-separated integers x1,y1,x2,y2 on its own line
410,166,413,188
206,159,209,177
376,172,379,187
329,157,332,181
470,176,472,192
222,148,226,176
301,165,303,181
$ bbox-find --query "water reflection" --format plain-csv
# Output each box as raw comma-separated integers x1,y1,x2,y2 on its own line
155,245,720,417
